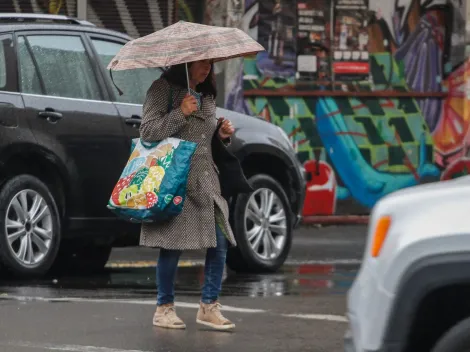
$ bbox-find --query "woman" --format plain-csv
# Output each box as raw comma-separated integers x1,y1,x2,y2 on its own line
139,59,237,331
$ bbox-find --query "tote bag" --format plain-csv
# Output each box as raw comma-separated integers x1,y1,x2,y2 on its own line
107,89,196,223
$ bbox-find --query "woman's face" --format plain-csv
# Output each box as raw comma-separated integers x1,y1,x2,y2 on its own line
189,60,212,85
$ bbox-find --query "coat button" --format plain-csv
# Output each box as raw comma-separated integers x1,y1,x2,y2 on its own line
201,134,206,138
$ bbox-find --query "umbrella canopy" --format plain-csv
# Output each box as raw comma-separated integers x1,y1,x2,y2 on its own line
107,21,265,71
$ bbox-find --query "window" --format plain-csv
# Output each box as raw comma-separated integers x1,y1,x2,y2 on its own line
91,39,162,105
17,37,41,95
18,35,101,100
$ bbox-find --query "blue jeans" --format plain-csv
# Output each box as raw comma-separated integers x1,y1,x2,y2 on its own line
156,224,228,305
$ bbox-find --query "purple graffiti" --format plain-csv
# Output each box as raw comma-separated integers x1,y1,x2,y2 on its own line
225,64,250,114
394,14,444,132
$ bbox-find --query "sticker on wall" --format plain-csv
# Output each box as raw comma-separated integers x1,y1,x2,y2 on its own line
332,0,370,81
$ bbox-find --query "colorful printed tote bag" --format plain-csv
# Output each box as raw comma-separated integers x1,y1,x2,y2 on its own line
107,137,197,223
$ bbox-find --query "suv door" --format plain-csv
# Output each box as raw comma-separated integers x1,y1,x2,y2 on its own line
86,35,162,139
0,33,32,175
16,32,129,218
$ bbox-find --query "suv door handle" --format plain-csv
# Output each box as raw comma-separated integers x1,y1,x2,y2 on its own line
125,116,141,128
38,108,63,123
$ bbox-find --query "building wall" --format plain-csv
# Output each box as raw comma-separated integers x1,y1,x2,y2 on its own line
3,0,468,217
224,0,469,216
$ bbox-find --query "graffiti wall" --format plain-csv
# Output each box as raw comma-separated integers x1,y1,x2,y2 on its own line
0,0,76,16
1,0,203,38
227,0,469,216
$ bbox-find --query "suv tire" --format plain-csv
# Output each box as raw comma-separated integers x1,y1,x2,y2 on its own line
0,175,61,277
227,174,292,273
432,317,470,352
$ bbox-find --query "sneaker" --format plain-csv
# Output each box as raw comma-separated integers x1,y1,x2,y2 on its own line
153,303,186,329
196,301,235,330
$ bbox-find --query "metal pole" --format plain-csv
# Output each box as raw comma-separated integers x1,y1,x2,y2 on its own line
77,0,87,20
330,0,335,88
185,62,190,92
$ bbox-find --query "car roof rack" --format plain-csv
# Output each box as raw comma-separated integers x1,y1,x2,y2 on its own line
0,13,95,26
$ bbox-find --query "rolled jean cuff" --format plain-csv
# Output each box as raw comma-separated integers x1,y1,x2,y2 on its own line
201,297,218,304
157,297,174,306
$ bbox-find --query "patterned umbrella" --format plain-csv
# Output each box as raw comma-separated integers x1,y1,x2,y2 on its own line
107,21,265,71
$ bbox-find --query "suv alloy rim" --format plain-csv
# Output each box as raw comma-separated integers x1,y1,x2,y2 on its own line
244,188,287,260
5,190,53,266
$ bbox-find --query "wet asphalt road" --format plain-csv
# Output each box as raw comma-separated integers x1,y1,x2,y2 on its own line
0,225,366,352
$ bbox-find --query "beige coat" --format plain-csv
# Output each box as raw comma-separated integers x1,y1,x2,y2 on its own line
139,78,236,250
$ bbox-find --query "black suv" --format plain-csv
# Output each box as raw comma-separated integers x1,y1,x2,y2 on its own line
0,14,305,277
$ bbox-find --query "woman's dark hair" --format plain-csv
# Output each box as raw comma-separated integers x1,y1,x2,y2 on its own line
162,62,217,98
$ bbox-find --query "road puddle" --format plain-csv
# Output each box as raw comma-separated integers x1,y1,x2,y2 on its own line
0,263,358,300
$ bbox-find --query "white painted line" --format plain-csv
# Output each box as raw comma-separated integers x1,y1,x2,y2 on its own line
282,313,348,323
1,295,348,322
285,259,362,265
176,301,265,313
0,341,152,352
0,295,266,314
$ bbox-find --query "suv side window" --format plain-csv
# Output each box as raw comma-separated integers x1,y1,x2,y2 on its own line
17,35,101,100
0,33,17,92
91,38,161,105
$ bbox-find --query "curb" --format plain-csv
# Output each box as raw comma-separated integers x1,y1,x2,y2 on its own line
302,215,369,225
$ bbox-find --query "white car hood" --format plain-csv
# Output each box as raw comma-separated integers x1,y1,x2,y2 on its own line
375,176,470,215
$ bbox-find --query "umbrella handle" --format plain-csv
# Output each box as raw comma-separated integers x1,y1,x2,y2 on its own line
185,62,190,93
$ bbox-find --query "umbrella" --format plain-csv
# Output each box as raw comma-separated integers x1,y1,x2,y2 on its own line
107,21,265,93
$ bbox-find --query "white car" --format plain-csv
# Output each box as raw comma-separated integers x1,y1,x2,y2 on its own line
345,176,470,352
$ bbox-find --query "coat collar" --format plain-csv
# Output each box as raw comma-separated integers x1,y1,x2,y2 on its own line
192,95,211,120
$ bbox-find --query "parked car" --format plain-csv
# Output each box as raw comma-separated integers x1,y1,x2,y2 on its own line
0,14,305,277
345,176,470,352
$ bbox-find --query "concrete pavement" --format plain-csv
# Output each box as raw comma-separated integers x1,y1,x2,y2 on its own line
0,225,367,352
0,298,345,352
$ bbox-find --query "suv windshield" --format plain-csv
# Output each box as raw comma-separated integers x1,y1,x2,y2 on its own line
92,39,162,105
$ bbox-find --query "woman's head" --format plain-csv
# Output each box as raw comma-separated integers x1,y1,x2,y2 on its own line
162,59,217,97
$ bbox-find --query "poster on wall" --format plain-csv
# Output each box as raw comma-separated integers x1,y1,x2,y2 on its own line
296,0,331,81
257,0,297,78
332,0,370,81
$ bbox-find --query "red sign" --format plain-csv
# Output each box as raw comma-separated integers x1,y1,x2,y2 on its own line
333,62,370,74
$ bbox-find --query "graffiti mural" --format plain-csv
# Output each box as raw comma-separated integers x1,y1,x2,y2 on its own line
227,0,468,216
0,0,75,15
3,1,204,38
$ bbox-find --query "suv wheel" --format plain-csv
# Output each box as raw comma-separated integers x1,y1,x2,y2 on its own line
227,174,292,273
432,317,470,352
0,175,61,277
